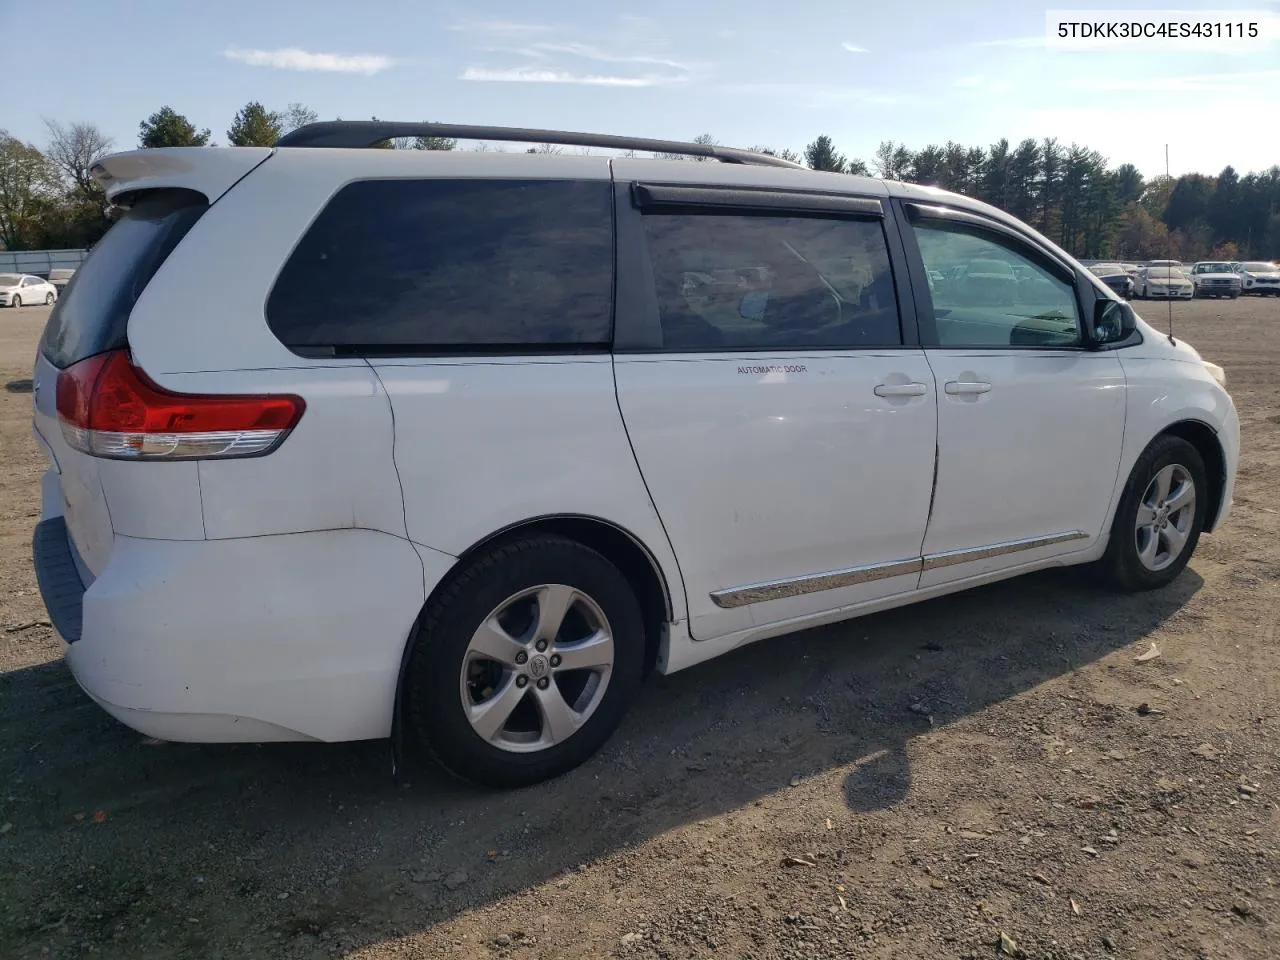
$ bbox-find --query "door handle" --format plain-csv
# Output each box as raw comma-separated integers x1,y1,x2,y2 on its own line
944,380,992,395
874,382,929,398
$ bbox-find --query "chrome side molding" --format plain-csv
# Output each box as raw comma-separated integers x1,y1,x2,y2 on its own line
920,530,1089,571
708,530,1089,608
710,557,922,609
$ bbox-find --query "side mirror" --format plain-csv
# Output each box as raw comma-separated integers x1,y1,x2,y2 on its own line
739,291,768,321
1089,298,1137,347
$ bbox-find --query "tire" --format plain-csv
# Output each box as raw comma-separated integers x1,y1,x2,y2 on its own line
1231,292,1240,299
11,295,20,308
405,535,645,788
45,292,54,305
1093,435,1207,592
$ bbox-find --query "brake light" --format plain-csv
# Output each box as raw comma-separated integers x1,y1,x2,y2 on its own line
56,349,304,460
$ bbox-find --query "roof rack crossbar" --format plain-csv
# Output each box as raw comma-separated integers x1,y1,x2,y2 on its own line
274,121,804,168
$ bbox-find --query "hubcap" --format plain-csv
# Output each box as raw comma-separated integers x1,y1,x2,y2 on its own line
1134,463,1196,572
459,584,614,753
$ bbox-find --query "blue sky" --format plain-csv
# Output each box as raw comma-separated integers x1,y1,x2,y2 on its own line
6,0,1280,178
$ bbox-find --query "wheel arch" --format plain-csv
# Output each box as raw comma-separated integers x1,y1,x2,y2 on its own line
1158,419,1227,532
395,513,674,722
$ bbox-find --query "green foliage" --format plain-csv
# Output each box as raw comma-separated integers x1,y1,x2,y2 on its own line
804,135,847,173
139,107,211,148
6,111,1279,261
0,132,59,248
227,102,283,147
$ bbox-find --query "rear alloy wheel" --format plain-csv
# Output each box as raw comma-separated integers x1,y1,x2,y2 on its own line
45,292,54,305
406,535,645,788
1094,435,1207,591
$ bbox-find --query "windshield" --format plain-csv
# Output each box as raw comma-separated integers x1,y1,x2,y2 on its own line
0,274,20,285
1196,263,1231,273
1149,268,1185,278
1089,264,1125,276
1243,262,1277,272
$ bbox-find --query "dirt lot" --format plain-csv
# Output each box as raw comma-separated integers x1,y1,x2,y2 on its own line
1,299,1278,960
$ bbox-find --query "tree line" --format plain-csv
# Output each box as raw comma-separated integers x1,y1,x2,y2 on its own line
1,104,1277,263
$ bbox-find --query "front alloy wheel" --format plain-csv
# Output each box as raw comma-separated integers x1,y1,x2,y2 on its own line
1134,464,1196,572
1095,434,1207,591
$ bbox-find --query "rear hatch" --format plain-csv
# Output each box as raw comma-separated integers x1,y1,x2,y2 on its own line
33,190,211,576
32,147,273,579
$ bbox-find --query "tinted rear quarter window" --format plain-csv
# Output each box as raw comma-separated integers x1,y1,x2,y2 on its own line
266,178,615,354
40,189,208,369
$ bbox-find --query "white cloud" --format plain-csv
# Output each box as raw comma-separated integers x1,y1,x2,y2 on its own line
528,41,691,70
447,20,554,35
459,67,671,86
722,82,909,107
841,42,868,53
975,35,1044,48
953,75,1013,93
223,47,395,74
1061,68,1280,94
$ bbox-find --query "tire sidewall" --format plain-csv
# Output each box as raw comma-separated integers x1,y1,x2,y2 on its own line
407,537,645,787
1109,436,1208,589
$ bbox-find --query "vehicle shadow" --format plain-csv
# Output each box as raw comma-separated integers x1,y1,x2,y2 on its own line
0,566,1200,956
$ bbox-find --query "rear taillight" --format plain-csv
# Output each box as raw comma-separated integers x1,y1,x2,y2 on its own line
55,349,304,460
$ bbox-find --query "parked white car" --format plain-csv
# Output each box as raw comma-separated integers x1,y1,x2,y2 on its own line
1135,265,1195,300
0,273,58,307
1189,262,1242,299
1235,261,1280,296
30,124,1239,788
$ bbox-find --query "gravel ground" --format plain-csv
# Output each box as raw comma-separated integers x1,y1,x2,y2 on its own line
1,298,1278,960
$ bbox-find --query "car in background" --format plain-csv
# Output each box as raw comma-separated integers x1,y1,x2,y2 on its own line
1088,262,1134,299
1189,262,1242,299
0,274,58,308
1235,261,1280,296
1135,265,1194,299
47,268,76,295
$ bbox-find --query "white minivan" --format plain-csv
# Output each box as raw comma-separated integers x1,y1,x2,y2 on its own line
31,123,1239,787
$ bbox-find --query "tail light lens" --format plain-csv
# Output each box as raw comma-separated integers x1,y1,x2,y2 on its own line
56,349,305,460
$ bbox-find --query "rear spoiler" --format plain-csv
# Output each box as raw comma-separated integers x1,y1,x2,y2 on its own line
90,147,274,205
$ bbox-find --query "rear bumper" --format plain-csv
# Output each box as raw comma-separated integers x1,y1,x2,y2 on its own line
33,523,444,742
31,518,85,643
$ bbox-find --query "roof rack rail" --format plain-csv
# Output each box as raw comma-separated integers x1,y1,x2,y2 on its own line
274,121,804,169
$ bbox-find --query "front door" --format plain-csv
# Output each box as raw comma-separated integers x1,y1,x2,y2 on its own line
901,205,1126,588
613,186,938,640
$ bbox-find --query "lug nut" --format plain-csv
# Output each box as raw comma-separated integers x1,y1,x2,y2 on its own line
536,677,550,690
516,675,529,688
549,654,561,668
515,651,528,665
535,639,548,652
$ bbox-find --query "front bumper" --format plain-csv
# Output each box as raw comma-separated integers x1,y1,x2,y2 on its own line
1243,282,1280,294
1146,288,1194,299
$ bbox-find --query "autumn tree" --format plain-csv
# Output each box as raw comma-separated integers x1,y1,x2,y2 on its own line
281,103,319,134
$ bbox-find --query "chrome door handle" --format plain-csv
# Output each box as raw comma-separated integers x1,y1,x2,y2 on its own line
944,380,992,395
874,382,929,398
